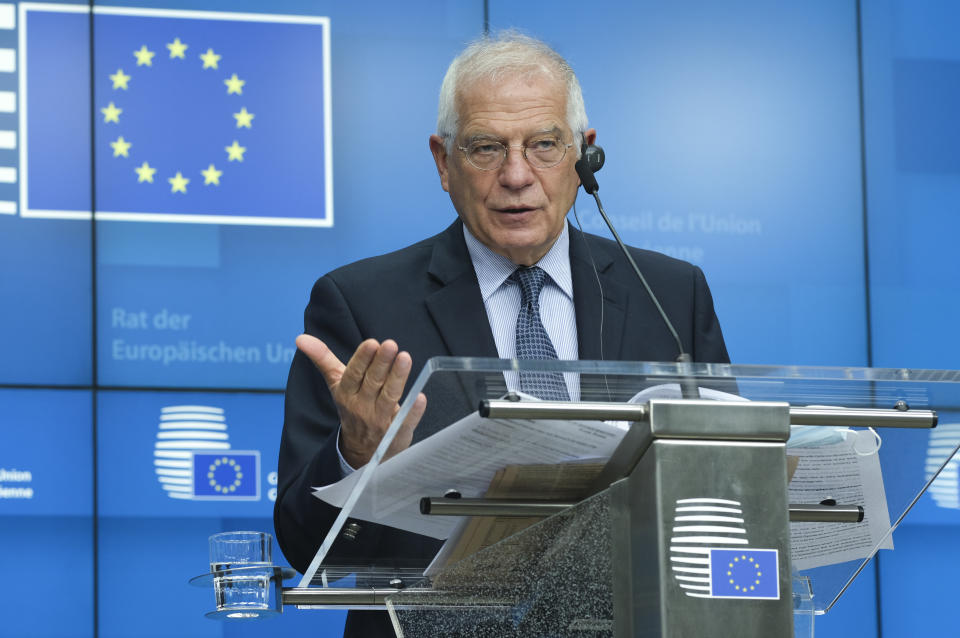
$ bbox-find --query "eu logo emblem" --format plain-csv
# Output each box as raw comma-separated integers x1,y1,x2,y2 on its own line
709,549,779,599
192,451,260,500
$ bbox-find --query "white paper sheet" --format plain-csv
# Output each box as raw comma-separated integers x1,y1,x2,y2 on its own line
312,384,747,541
788,435,893,571
312,411,627,539
315,383,893,573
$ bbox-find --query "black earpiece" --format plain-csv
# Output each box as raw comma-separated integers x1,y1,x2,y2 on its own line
575,143,604,194
581,143,605,173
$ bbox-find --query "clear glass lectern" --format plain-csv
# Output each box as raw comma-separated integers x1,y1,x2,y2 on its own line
226,359,960,636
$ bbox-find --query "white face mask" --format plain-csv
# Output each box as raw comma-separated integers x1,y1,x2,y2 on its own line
788,424,882,456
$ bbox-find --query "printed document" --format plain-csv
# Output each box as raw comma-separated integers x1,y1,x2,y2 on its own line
311,410,626,539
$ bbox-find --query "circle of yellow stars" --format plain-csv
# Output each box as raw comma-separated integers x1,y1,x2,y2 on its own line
726,555,763,593
103,37,254,193
207,457,244,494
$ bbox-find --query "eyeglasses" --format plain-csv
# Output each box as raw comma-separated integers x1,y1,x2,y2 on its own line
457,135,573,171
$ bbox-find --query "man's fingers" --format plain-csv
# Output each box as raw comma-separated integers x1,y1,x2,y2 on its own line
375,351,412,411
358,340,400,399
339,339,381,395
296,335,346,389
385,392,427,461
404,391,427,428
323,337,419,467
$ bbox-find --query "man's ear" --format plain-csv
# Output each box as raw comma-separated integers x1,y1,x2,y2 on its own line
583,128,597,147
429,135,451,193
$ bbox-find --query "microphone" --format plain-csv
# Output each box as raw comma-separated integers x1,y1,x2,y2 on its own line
576,145,604,194
575,144,700,398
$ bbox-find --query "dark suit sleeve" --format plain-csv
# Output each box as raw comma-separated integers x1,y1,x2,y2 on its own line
691,266,730,364
273,275,385,574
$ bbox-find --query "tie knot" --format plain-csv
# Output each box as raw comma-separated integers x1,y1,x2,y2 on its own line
510,266,548,305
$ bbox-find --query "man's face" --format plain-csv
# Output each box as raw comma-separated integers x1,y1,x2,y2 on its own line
430,74,596,266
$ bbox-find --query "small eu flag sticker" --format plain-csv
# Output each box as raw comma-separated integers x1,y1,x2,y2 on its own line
192,451,260,500
709,548,779,600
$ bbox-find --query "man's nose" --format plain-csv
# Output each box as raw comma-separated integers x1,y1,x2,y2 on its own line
498,146,535,189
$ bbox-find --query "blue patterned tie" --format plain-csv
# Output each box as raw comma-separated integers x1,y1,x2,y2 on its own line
510,266,570,401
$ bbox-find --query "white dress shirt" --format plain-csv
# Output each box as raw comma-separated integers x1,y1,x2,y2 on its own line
462,223,580,396
337,224,580,475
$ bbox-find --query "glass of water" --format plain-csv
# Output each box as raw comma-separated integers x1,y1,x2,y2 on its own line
209,530,272,573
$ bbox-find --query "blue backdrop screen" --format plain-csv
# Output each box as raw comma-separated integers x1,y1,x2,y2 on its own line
2,0,960,636
491,0,868,367
96,389,346,637
862,0,960,370
0,389,94,636
0,2,91,385
89,1,479,389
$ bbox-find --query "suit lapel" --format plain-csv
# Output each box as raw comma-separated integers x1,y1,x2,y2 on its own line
424,221,637,362
417,222,500,438
424,221,500,358
570,226,628,361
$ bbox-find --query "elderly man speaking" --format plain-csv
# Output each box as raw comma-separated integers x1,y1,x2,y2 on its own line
275,31,729,637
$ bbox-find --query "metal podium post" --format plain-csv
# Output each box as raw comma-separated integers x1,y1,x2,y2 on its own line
608,400,794,637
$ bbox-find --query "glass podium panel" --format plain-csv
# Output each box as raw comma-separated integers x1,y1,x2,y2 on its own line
387,490,614,637
292,358,960,626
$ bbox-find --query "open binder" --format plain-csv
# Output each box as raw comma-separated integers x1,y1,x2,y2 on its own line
197,358,960,637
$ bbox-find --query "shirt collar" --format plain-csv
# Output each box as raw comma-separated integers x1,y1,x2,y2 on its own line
463,222,573,302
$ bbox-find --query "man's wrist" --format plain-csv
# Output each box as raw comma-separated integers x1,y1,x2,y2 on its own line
335,427,357,477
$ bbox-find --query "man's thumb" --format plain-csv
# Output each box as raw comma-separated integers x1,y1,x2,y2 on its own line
296,334,345,388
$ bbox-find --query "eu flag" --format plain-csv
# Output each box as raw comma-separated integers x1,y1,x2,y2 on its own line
192,451,260,500
22,5,331,226
709,548,779,599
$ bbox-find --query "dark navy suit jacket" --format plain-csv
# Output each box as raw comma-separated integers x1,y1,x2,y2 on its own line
274,219,730,637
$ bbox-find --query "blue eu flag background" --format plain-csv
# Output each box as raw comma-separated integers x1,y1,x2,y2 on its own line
192,450,259,500
709,548,779,600
25,6,331,226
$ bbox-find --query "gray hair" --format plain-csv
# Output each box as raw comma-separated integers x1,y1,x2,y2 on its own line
436,31,589,155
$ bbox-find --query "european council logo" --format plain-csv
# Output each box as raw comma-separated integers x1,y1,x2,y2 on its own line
153,405,260,501
17,4,332,227
669,497,780,600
